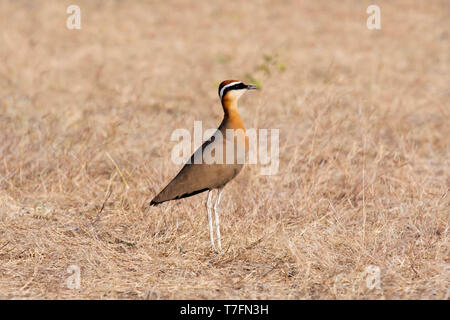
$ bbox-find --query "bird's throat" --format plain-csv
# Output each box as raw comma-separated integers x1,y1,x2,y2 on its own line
222,100,246,131
221,99,248,149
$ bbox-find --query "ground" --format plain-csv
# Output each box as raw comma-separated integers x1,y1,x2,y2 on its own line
0,0,448,299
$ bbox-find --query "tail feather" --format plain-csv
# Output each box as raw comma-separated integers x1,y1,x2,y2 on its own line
150,187,209,207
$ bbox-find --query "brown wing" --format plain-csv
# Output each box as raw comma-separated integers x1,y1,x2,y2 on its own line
150,133,243,206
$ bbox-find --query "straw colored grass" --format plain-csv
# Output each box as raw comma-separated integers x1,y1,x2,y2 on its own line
0,0,448,299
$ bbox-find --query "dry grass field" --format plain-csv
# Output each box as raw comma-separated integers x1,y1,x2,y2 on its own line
0,0,448,299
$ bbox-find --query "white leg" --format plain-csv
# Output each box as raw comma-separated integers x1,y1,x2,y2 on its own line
214,187,224,251
206,190,215,251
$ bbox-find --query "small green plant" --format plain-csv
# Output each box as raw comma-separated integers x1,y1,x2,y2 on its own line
215,55,232,64
244,52,287,89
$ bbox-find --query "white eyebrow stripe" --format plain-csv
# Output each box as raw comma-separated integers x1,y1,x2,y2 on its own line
219,81,242,100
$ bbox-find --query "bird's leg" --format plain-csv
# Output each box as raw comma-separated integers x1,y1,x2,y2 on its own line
206,190,216,251
213,187,224,251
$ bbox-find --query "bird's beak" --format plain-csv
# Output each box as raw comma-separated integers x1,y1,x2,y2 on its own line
246,84,259,90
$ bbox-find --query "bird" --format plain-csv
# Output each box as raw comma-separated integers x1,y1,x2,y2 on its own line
150,80,258,251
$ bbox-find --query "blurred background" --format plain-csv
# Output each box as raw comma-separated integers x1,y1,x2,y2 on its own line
0,0,448,299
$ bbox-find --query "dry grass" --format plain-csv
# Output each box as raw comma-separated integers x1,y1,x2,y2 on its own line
0,0,448,299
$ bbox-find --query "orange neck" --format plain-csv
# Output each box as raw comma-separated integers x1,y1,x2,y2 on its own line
221,98,246,131
221,97,248,149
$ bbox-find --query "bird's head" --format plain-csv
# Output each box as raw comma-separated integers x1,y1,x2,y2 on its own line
218,80,258,104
